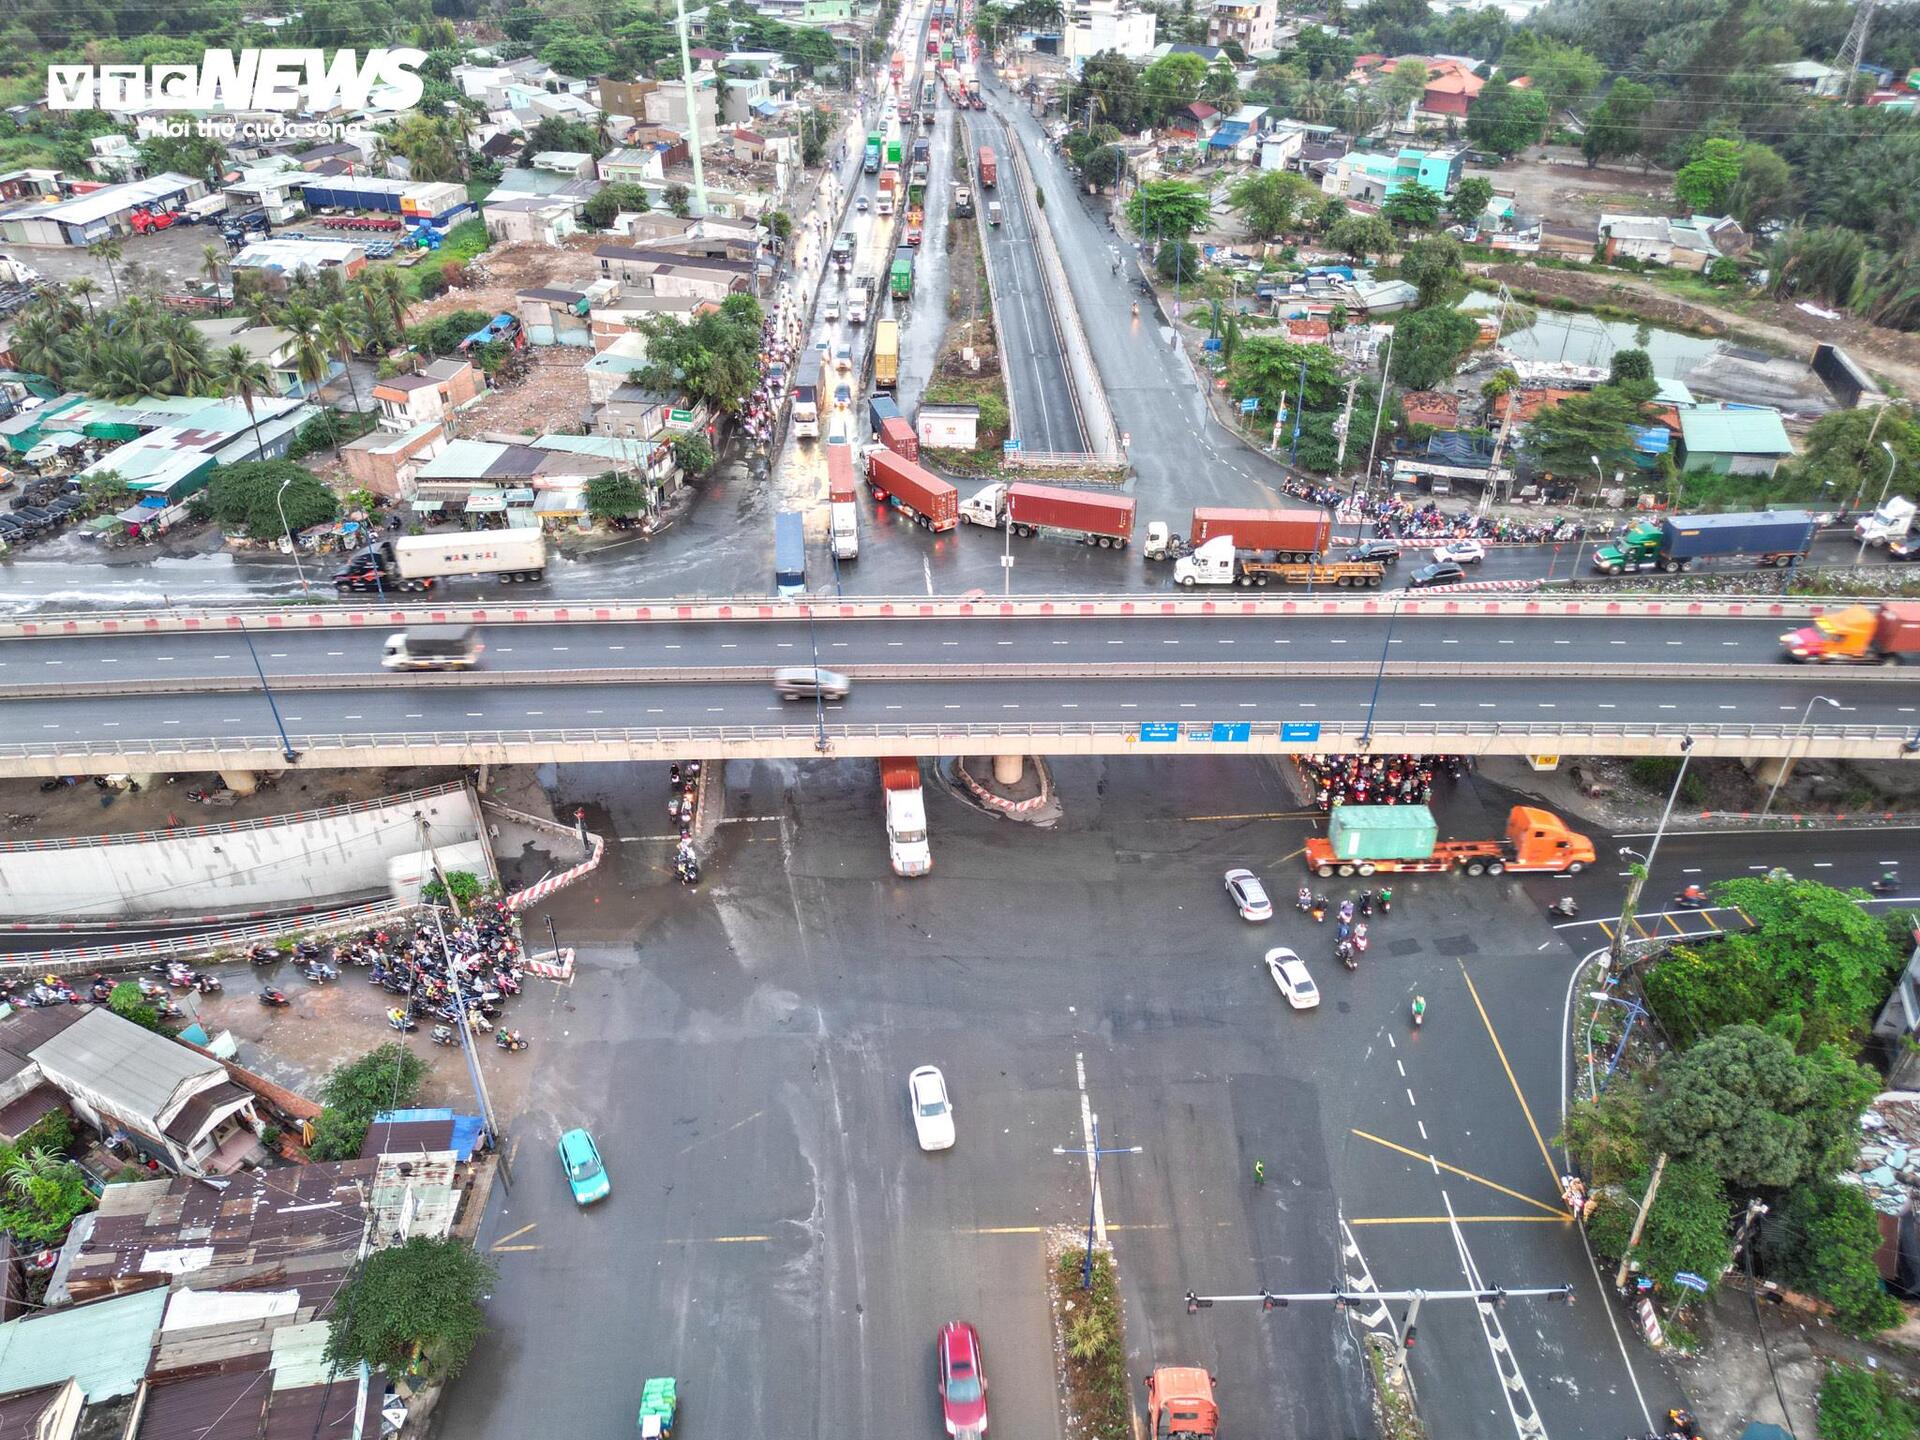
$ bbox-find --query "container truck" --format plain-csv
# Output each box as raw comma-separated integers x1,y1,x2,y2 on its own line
880,757,932,876
874,319,899,389
1188,506,1329,560
332,532,547,593
890,248,914,300
890,51,905,82
1856,495,1917,547
977,146,996,187
1173,535,1384,587
832,230,855,269
864,133,882,172
793,352,823,439
381,624,483,671
886,140,903,165
869,393,904,438
827,438,859,560
879,415,919,462
1591,510,1816,575
1146,1368,1218,1440
878,170,898,215
1304,804,1595,878
848,272,873,324
967,80,984,109
1780,601,1920,664
866,448,958,530
774,509,806,598
958,482,1135,547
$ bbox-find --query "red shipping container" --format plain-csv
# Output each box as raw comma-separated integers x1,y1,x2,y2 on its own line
879,416,919,462
1189,506,1329,558
866,449,958,530
826,438,857,503
1006,483,1135,541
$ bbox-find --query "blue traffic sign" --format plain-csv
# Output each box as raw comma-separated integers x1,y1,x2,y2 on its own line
1138,722,1180,743
1281,721,1322,743
1672,1272,1709,1293
1240,396,1259,412
1003,438,1022,452
1211,722,1251,742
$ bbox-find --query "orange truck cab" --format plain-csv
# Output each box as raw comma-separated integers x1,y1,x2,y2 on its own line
1781,602,1920,665
1147,1367,1218,1439
1304,804,1595,878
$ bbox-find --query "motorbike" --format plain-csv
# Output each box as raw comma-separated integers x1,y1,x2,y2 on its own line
1410,996,1425,1028
1296,887,1313,914
258,987,290,1008
429,1024,458,1047
1310,895,1328,923
386,1007,417,1032
1377,888,1393,914
494,1029,528,1052
1357,890,1374,917
38,776,81,792
1337,900,1355,925
1548,897,1580,918
1336,920,1353,943
192,973,222,994
1872,873,1901,894
1353,923,1369,955
301,963,338,984
1674,887,1708,909
89,978,114,1004
1337,941,1357,971
247,944,278,966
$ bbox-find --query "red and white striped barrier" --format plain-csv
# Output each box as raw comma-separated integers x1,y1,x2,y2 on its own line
524,947,574,981
503,834,604,912
1413,578,1542,595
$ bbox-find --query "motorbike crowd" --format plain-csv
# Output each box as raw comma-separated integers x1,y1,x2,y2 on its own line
1277,478,1593,545
670,762,704,887
1300,753,1471,811
1294,883,1395,976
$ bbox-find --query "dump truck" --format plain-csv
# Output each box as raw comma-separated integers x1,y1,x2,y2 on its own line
1174,535,1383,587
1305,804,1596,878
1146,1368,1217,1440
977,145,996,187
890,247,914,300
381,624,483,671
874,319,899,389
1856,495,1917,548
878,415,919,462
866,448,958,530
828,435,859,560
1780,601,1920,664
332,532,547,593
880,757,932,876
1592,510,1816,575
958,482,1135,547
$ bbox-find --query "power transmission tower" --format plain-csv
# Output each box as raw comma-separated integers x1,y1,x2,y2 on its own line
1833,0,1878,101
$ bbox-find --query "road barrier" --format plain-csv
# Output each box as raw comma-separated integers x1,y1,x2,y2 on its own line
0,592,1841,638
0,899,403,975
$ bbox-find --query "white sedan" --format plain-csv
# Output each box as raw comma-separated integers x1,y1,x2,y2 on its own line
909,1065,956,1151
1263,948,1320,1010
1433,539,1486,565
1224,868,1273,922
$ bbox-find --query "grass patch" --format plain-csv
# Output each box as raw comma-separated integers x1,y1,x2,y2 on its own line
1820,1360,1920,1440
1365,1334,1425,1440
923,374,1008,449
373,217,494,302
1051,1246,1130,1440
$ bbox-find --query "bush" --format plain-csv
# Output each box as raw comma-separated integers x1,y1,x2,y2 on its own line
1626,755,1706,804
406,310,492,358
421,869,482,908
310,1044,430,1161
325,1236,497,1380
1768,1182,1906,1335
108,982,163,1033
1819,1363,1919,1440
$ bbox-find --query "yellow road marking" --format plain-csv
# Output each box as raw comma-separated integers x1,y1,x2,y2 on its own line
1184,811,1321,822
1698,910,1721,932
1664,913,1687,936
1596,919,1615,939
491,1222,537,1248
673,1108,767,1158
1351,1130,1565,1216
491,1244,542,1253
658,1234,773,1244
1350,1214,1568,1226
1458,967,1561,1193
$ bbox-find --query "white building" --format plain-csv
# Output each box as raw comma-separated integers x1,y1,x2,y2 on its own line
1063,0,1158,59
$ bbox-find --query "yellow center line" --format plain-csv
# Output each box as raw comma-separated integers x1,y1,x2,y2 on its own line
1350,1215,1569,1226
491,1244,542,1253
490,1222,537,1247
1596,919,1615,939
1457,967,1562,1194
1350,1129,1566,1216
957,1221,1224,1236
657,1234,773,1244
1183,811,1322,822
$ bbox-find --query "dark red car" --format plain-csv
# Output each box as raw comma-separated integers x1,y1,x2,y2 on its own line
936,1321,988,1437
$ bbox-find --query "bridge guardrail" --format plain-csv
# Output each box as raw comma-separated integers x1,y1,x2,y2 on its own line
0,593,1839,638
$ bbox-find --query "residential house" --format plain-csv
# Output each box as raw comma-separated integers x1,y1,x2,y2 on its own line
228,236,366,289
722,75,773,124
1207,0,1275,52
1596,213,1728,268
1063,0,1158,59
372,358,484,432
1538,221,1598,263
1675,405,1794,477
0,1007,261,1176
598,146,668,186
594,243,754,300
1400,390,1464,429
342,420,447,499
589,290,710,350
1342,278,1419,314
518,286,594,346
1377,56,1483,122
585,336,652,402
730,128,772,162
187,318,304,397
1489,386,1584,425
222,162,310,224
530,150,596,178
1325,145,1462,201
484,195,580,246
620,211,761,261
413,432,671,522
86,134,141,181
1258,129,1304,171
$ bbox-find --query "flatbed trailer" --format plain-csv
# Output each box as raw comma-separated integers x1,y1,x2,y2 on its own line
1238,560,1384,588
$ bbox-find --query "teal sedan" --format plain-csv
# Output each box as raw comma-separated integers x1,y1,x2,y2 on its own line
558,1127,610,1205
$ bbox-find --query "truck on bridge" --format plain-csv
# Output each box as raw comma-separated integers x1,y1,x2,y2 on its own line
1174,536,1385,587
1147,507,1330,562
874,319,899,389
1856,495,1917,548
866,448,958,530
880,757,932,876
891,247,915,300
848,272,873,324
1305,804,1595,879
332,532,547,593
1591,510,1816,575
864,133,882,172
1780,601,1920,664
953,183,974,217
959,482,1135,547
793,351,823,439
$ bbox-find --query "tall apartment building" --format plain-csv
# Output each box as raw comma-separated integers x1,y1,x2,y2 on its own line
1207,0,1274,53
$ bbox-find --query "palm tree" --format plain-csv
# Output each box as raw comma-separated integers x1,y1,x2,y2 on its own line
4,1147,71,1198
215,343,275,459
317,302,366,444
66,276,99,316
200,244,227,312
351,275,392,351
372,266,410,339
156,318,210,396
234,273,278,328
78,340,171,402
91,236,125,303
8,306,73,387
281,305,330,399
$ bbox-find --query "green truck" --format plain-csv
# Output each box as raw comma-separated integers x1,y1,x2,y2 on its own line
886,138,903,165
890,247,914,300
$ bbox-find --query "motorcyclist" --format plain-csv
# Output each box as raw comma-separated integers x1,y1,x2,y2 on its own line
1310,894,1328,923
1550,896,1579,917
1377,887,1393,912
1677,884,1707,906
1411,994,1426,1025
1296,885,1313,913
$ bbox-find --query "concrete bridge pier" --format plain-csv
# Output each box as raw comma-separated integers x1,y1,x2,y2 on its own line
218,770,260,796
992,755,1025,786
1747,754,1794,790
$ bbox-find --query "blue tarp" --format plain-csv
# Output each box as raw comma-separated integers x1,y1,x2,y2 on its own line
1209,121,1249,149
1425,431,1495,467
371,1107,487,1161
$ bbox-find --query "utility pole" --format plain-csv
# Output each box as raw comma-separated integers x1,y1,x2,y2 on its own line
674,0,708,215
1333,376,1359,476
1612,1151,1668,1289
1609,859,1646,974
1731,1197,1769,1266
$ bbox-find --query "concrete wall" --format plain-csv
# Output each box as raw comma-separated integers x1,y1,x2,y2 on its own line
0,785,485,921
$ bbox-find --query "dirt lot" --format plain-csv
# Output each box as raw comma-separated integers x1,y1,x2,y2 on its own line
458,349,594,436
1472,147,1675,224
404,234,604,328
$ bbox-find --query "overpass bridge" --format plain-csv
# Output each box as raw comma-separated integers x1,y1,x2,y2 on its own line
0,594,1914,776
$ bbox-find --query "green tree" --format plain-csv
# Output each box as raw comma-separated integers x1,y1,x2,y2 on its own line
1726,142,1792,226
1675,138,1745,214
1582,80,1653,168
1818,1363,1919,1437
1770,1184,1905,1335
205,461,340,540
213,344,276,459
1557,1080,1650,1185
384,112,469,183
540,32,616,75
1382,180,1445,232
1154,238,1203,282
633,293,765,414
1522,380,1649,475
1503,32,1602,117
1398,235,1464,306
1227,169,1317,240
406,310,494,357
1766,226,1868,308
325,1236,497,1380
1291,25,1356,80
1385,58,1429,113
1782,405,1920,505
1326,213,1395,261
1610,347,1653,384
317,303,366,438
1388,306,1478,388
1450,176,1494,224
1128,180,1212,243
310,1042,430,1162
1072,51,1149,133
664,183,692,217
671,432,715,477
586,469,648,521
583,182,652,229
0,1149,94,1246
1466,74,1549,158
1649,1025,1873,1190
1082,145,1127,189
1586,1159,1731,1291
1226,335,1345,426
138,131,226,185
1141,52,1208,120
525,115,609,160
108,982,163,1032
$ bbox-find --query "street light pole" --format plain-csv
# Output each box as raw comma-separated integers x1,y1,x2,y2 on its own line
235,617,299,765
1609,735,1692,971
1857,440,1898,565
1761,694,1842,817
1359,593,1402,750
275,477,310,598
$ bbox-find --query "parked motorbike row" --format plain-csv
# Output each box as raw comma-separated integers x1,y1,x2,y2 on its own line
1300,753,1469,812
670,761,704,888
355,900,530,1053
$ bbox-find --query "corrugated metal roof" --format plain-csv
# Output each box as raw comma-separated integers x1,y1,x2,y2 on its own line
265,1320,334,1391
0,1006,84,1087
30,1009,220,1131
262,1377,380,1439
136,1365,269,1440
1678,405,1794,456
0,1289,167,1400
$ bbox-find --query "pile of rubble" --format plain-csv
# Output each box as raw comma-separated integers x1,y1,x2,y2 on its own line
1845,1094,1920,1218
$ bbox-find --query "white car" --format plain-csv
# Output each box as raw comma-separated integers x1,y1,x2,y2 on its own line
1433,539,1486,565
1224,868,1273,922
1263,948,1319,1010
909,1065,955,1151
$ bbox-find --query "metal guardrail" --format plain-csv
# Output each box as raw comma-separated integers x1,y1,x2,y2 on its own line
3,899,404,974
0,781,464,853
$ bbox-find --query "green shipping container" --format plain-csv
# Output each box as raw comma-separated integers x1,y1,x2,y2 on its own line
886,140,902,164
1325,805,1438,861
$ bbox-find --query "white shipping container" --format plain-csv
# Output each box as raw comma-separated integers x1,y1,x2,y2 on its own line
391,530,547,579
